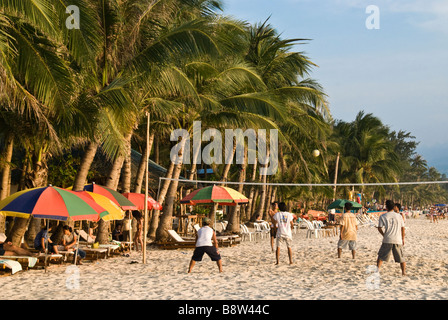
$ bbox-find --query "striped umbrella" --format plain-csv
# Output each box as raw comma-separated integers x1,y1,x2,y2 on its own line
82,183,137,210
74,191,125,221
122,193,163,211
180,185,248,206
0,186,109,221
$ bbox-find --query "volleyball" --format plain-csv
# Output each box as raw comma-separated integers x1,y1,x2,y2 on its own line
312,149,320,157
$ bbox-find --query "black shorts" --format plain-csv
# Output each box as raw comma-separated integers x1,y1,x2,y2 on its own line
192,246,221,262
0,243,5,256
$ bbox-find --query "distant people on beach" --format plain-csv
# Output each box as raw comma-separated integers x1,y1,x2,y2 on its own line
132,211,144,252
112,224,124,241
188,217,223,273
337,202,358,259
377,200,406,276
268,202,279,252
272,202,294,265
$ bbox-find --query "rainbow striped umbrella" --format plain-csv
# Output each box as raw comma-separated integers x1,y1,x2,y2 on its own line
0,186,109,221
75,191,125,221
180,185,248,206
82,183,137,210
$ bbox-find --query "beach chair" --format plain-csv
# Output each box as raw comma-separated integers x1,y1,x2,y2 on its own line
239,224,255,241
157,230,197,250
303,220,324,239
0,259,23,276
1,255,39,270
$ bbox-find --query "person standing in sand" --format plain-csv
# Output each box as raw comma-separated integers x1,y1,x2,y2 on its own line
377,200,406,276
188,218,223,273
268,202,279,252
337,202,358,259
272,202,294,265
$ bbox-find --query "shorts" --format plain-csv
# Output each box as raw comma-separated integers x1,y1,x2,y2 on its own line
270,227,277,238
0,243,5,256
192,246,221,262
276,235,292,248
378,243,405,263
337,239,356,251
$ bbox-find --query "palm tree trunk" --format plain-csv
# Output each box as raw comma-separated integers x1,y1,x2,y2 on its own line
9,149,48,246
0,133,14,233
221,138,236,186
0,133,14,200
148,160,174,239
226,145,247,233
73,140,99,191
96,133,131,244
121,133,133,193
134,133,154,193
244,162,258,221
156,139,187,243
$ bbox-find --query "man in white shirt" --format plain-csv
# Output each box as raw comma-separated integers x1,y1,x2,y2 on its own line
188,218,222,273
272,202,294,265
377,200,406,276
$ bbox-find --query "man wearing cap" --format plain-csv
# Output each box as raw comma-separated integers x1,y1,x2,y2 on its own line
188,218,223,273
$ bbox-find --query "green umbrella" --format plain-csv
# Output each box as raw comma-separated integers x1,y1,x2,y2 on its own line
328,199,362,211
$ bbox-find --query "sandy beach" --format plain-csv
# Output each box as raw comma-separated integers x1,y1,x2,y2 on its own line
2,215,448,300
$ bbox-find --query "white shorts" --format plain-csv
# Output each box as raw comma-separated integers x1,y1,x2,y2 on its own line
276,235,292,248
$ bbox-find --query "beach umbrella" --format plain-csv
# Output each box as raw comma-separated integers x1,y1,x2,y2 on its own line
81,183,138,210
327,199,362,211
180,185,249,206
180,185,249,228
0,186,109,221
0,186,113,270
122,192,162,211
74,191,125,221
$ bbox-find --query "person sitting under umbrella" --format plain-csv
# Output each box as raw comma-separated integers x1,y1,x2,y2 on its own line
62,226,86,265
34,224,59,254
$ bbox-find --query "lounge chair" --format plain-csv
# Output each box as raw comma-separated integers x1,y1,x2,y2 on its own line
0,255,38,270
76,229,133,254
0,259,23,275
157,230,197,250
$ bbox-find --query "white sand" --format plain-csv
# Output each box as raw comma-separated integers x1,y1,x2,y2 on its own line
2,216,448,300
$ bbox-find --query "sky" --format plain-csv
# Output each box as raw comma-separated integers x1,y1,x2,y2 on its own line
221,0,448,174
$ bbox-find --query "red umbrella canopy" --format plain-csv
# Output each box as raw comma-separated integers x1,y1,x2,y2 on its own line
122,193,163,211
82,183,137,210
180,185,248,206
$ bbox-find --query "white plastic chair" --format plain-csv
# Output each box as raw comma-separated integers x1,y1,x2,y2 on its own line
239,224,255,241
304,220,323,239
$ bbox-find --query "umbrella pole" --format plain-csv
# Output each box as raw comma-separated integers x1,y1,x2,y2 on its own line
44,219,49,273
74,227,81,265
143,112,150,264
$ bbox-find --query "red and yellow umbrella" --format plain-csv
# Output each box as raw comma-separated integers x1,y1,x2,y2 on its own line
0,186,109,221
81,183,137,210
180,185,248,206
122,193,163,211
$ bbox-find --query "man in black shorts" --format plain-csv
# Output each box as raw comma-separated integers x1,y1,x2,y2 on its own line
188,218,222,273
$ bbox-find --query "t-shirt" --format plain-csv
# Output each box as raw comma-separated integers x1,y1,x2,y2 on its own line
273,211,294,239
339,212,357,241
378,211,405,244
34,229,49,248
63,233,75,245
196,226,214,247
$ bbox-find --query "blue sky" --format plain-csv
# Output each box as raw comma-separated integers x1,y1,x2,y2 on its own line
221,0,448,174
